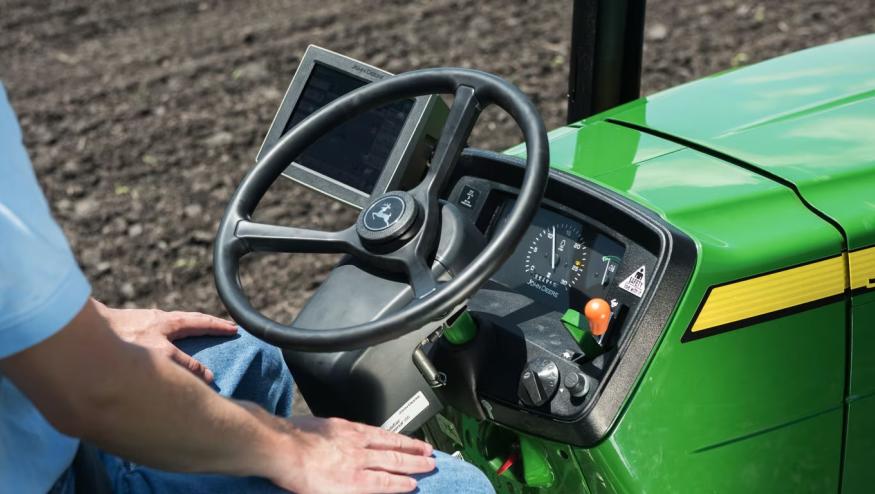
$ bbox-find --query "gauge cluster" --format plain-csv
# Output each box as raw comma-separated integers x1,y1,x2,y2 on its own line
490,199,625,314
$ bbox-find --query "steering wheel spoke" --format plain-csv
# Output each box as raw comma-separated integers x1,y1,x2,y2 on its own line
235,220,362,256
404,255,440,300
415,85,483,201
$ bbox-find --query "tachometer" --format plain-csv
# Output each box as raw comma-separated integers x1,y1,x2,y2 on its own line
524,223,588,299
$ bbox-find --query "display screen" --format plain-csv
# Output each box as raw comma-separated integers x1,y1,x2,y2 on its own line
492,201,626,313
282,63,415,194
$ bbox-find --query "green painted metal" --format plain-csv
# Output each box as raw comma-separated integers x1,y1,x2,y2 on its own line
570,34,875,492
843,377,875,491
422,409,591,493
519,435,555,488
850,298,875,398
845,298,875,492
560,309,601,357
600,34,875,250
431,34,875,493
600,34,875,146
452,135,848,492
444,311,478,345
569,145,845,492
505,119,682,179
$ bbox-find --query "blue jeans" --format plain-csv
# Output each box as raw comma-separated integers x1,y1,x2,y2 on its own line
53,329,493,493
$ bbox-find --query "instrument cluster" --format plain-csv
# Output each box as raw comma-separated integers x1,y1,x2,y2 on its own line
490,198,626,314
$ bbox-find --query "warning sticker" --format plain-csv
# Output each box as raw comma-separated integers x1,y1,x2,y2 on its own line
381,391,430,433
619,265,646,297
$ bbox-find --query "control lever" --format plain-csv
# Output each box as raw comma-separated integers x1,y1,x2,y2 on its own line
561,297,613,359
584,298,611,337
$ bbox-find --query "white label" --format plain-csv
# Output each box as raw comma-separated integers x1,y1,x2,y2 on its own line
381,391,430,433
619,265,646,297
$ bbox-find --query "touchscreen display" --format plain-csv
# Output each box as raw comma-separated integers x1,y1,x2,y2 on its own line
282,64,414,194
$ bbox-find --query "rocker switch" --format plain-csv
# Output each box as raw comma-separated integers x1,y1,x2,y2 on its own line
518,358,560,407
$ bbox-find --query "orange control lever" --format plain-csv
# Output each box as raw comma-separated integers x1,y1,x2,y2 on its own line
584,298,612,336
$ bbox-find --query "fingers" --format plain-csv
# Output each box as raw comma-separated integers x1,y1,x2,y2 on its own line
164,312,238,340
361,449,435,475
169,347,214,383
353,470,417,494
359,424,434,456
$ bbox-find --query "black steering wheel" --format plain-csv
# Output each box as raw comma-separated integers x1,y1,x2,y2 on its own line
214,68,549,351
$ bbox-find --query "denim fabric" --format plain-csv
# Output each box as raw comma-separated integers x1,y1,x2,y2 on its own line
173,329,295,418
59,328,493,493
98,450,491,494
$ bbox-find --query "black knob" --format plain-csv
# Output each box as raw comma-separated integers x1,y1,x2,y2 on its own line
518,358,560,407
564,371,590,399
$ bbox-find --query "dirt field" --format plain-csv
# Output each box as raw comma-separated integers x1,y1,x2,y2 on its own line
2,0,873,415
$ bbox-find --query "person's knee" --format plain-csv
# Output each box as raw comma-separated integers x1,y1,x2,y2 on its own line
235,328,290,381
178,327,293,413
414,451,494,493
233,328,294,415
181,328,287,382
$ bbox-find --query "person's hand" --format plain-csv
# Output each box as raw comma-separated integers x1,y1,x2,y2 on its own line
93,299,237,383
269,415,436,494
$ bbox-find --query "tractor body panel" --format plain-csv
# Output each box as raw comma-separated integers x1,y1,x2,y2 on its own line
502,127,847,491
492,34,875,492
573,148,846,492
579,34,875,492
598,34,875,251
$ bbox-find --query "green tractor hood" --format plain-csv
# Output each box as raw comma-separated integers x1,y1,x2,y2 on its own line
504,35,875,492
517,34,875,250
505,34,875,323
605,33,875,251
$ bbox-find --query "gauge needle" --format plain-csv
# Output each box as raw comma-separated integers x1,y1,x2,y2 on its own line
551,226,557,270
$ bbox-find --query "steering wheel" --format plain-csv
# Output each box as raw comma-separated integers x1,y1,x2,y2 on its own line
214,68,549,351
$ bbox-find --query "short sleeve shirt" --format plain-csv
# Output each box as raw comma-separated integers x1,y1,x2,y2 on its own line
0,82,91,492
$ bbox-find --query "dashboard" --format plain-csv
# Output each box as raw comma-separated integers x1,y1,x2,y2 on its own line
424,153,695,446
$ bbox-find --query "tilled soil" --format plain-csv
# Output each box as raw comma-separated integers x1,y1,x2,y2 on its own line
2,0,873,416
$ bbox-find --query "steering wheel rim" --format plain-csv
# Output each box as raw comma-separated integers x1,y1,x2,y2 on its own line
214,68,549,351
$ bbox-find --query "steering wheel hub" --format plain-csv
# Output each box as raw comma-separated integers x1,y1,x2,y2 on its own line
356,191,419,245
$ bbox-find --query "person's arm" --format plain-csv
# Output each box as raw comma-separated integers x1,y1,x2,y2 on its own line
0,298,435,494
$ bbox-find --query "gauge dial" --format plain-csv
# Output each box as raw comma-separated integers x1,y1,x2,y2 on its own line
523,223,588,298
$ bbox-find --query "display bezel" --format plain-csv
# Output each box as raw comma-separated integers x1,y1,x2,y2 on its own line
256,45,441,208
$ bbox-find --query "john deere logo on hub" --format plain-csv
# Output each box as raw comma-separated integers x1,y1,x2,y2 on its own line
364,196,405,231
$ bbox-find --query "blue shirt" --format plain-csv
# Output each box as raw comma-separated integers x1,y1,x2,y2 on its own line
0,83,91,492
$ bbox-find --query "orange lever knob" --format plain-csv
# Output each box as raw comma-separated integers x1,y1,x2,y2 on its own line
584,298,612,336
